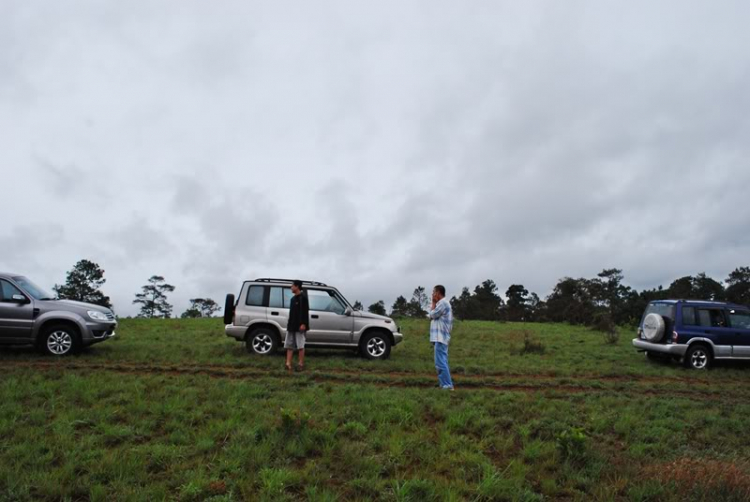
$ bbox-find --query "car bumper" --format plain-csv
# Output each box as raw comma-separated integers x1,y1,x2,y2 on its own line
393,332,404,345
83,321,117,345
226,324,246,341
632,338,687,356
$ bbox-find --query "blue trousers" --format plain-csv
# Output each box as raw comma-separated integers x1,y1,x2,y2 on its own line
433,342,454,389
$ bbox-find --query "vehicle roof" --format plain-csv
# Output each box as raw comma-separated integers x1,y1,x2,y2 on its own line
244,278,332,288
0,272,18,278
651,299,747,309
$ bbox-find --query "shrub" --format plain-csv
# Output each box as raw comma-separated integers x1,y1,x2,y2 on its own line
591,313,619,344
279,408,310,436
556,427,587,463
520,333,545,355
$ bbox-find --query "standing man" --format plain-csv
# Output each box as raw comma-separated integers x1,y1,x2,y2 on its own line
428,285,454,390
286,280,310,371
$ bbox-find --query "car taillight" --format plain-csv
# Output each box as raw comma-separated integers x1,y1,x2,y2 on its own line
672,331,679,343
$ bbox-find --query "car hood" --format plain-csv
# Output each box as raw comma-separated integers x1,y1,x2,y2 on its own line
52,300,112,314
355,311,393,322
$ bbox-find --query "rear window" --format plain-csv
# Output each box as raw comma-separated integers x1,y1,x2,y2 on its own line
245,286,265,307
642,303,675,324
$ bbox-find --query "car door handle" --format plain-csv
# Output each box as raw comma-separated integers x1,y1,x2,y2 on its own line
270,312,279,316
311,314,319,319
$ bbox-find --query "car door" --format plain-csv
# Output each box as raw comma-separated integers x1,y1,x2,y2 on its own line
267,286,293,334
235,285,267,327
727,308,750,357
305,289,354,344
0,279,35,340
696,308,733,356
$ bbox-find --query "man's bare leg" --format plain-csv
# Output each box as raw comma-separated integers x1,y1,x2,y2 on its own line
285,349,293,370
297,349,305,369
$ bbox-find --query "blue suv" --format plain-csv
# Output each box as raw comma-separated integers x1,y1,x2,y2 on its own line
632,299,750,369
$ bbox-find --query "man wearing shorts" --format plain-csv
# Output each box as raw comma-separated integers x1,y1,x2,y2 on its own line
285,280,310,371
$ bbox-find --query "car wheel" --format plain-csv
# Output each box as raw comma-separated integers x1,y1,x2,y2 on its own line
360,332,392,360
246,328,278,356
684,344,711,370
41,324,80,356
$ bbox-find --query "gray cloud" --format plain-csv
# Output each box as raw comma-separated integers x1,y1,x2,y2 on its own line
1,0,749,315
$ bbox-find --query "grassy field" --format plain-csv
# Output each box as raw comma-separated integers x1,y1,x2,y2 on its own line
2,319,750,501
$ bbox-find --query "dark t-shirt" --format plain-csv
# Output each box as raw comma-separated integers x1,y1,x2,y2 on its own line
287,293,310,332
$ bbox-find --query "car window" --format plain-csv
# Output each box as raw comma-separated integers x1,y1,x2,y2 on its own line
729,310,750,330
11,276,54,300
642,303,676,323
698,309,727,328
307,289,346,315
681,306,697,326
268,287,294,309
245,286,265,307
269,287,283,309
283,288,294,308
0,280,24,302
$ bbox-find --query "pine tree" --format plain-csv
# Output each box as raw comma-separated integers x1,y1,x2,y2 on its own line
133,276,175,318
53,259,112,309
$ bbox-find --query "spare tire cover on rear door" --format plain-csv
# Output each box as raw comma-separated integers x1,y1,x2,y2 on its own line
642,313,666,342
223,294,235,325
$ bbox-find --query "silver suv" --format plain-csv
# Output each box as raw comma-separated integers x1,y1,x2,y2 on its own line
224,278,403,360
0,272,117,356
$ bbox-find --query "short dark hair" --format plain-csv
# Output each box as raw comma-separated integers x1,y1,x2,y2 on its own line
292,280,303,289
434,285,446,297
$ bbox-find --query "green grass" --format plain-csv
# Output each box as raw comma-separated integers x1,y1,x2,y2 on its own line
1,319,750,501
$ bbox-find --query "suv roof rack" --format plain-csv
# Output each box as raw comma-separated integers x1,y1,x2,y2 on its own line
674,299,729,304
252,278,329,287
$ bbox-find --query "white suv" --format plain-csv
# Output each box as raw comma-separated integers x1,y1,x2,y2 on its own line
224,278,403,360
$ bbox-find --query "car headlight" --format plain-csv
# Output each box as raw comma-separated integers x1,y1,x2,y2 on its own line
88,311,109,321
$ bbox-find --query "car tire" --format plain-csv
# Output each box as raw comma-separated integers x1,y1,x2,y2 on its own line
642,313,666,342
41,324,80,356
246,328,278,356
360,331,392,360
223,294,235,325
684,344,711,370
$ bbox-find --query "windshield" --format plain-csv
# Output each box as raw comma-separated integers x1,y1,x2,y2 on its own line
12,276,55,301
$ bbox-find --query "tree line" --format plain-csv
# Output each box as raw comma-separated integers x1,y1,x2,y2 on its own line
53,260,219,319
359,267,750,327
53,259,750,326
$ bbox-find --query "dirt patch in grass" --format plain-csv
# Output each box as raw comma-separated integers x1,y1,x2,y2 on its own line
0,361,739,402
0,359,716,385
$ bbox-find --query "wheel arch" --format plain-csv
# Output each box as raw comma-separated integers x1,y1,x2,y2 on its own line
245,322,283,343
34,316,84,345
685,337,716,357
358,327,395,349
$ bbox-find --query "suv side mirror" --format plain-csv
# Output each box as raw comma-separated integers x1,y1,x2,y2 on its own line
344,307,353,316
11,294,28,304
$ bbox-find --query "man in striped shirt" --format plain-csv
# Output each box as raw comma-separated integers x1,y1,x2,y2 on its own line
428,285,454,390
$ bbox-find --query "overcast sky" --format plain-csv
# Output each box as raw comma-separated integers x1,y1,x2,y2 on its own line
2,1,749,316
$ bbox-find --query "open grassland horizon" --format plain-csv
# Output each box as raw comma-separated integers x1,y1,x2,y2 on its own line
2,319,750,501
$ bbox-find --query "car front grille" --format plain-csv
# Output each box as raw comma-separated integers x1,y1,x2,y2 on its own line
106,313,116,321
